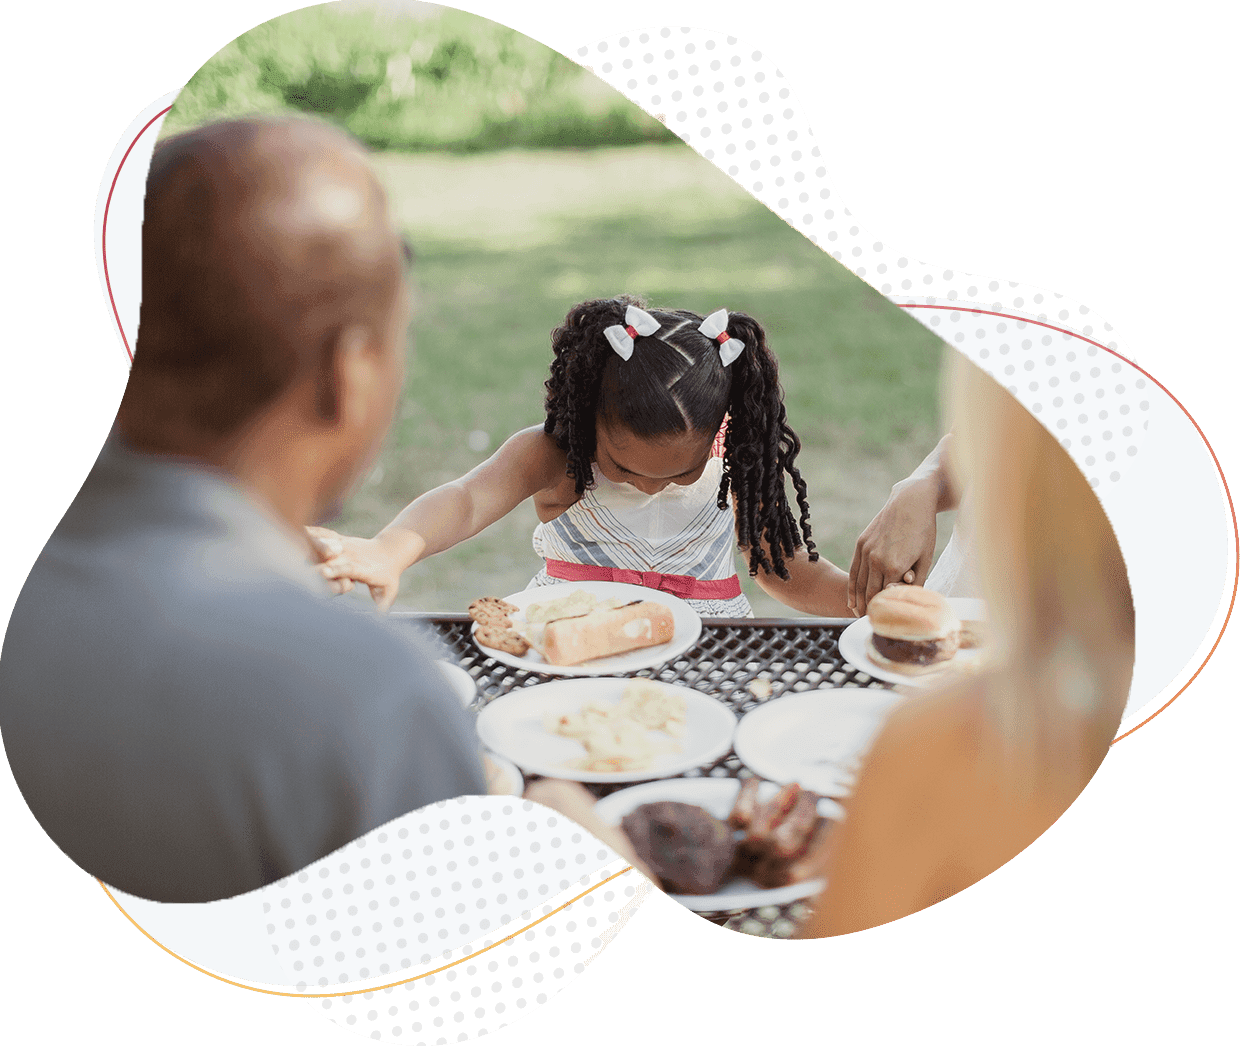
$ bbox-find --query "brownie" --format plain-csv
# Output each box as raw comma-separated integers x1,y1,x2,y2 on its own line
621,801,737,895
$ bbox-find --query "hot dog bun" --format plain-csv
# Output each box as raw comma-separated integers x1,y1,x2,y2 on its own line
542,601,675,666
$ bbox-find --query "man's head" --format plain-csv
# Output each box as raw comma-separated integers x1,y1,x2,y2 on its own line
119,116,409,526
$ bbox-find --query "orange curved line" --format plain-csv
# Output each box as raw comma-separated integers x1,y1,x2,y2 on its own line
99,865,635,998
1111,392,1236,744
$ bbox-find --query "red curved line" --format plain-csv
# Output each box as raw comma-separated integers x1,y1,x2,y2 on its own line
101,105,172,364
898,302,1239,743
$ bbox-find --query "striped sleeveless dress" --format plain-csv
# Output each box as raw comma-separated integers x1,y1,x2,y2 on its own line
527,456,753,618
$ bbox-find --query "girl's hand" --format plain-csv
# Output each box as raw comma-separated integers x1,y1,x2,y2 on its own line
306,526,406,612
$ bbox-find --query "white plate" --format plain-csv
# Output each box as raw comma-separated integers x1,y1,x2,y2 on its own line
436,661,477,708
474,678,735,784
594,778,845,911
470,581,702,677
733,689,905,797
838,597,989,688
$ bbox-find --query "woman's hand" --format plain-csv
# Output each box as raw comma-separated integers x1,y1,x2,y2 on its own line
849,434,959,616
848,475,939,616
522,779,656,883
305,526,407,612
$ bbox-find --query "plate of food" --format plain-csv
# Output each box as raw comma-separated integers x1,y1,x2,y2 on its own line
838,586,990,688
435,660,477,708
474,677,735,784
733,689,905,797
594,777,845,911
466,581,702,677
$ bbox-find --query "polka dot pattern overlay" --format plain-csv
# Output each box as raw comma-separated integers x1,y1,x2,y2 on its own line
261,796,627,990
574,28,1146,486
895,301,1152,488
310,865,649,1044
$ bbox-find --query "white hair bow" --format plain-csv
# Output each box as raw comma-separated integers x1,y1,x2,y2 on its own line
698,309,746,366
603,305,661,361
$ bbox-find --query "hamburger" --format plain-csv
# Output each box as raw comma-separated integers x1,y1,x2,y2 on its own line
865,585,961,675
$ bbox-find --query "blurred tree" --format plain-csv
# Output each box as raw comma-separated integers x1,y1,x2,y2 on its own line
163,2,675,151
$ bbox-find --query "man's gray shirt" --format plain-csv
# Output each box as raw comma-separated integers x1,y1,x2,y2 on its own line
0,439,487,902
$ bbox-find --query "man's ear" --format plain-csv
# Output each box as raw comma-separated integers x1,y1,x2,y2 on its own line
321,324,379,428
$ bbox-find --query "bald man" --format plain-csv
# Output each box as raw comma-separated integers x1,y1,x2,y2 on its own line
0,118,487,902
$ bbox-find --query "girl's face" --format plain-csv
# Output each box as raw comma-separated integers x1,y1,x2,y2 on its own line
594,419,715,495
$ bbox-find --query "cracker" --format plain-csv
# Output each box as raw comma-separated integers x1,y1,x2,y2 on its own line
468,597,518,626
475,624,530,656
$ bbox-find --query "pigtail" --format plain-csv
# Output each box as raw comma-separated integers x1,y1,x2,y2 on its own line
544,296,641,495
719,311,819,581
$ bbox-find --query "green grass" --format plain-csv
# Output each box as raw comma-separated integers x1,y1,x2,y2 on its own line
329,146,948,614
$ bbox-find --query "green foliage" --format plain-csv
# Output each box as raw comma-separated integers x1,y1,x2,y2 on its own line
163,2,676,151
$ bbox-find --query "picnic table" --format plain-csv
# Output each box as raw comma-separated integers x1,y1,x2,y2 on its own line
399,612,895,939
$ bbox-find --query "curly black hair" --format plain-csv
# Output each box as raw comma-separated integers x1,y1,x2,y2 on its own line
543,295,817,581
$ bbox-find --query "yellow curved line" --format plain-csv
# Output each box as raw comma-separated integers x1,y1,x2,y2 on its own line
99,865,635,998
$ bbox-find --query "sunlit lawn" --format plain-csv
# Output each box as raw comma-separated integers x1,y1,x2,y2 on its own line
330,145,948,614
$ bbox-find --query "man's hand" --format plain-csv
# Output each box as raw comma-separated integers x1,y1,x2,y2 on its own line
848,475,939,616
305,526,405,612
522,779,656,883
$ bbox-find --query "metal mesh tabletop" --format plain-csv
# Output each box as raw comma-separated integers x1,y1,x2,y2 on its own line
396,613,893,938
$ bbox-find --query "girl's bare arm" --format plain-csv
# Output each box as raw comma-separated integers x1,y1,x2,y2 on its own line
745,545,854,617
733,491,853,617
378,426,567,562
311,426,566,609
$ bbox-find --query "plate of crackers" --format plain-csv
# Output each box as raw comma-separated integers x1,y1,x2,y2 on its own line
474,677,736,784
466,581,702,677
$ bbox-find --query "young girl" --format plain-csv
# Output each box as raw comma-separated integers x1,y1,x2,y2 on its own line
311,295,852,618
